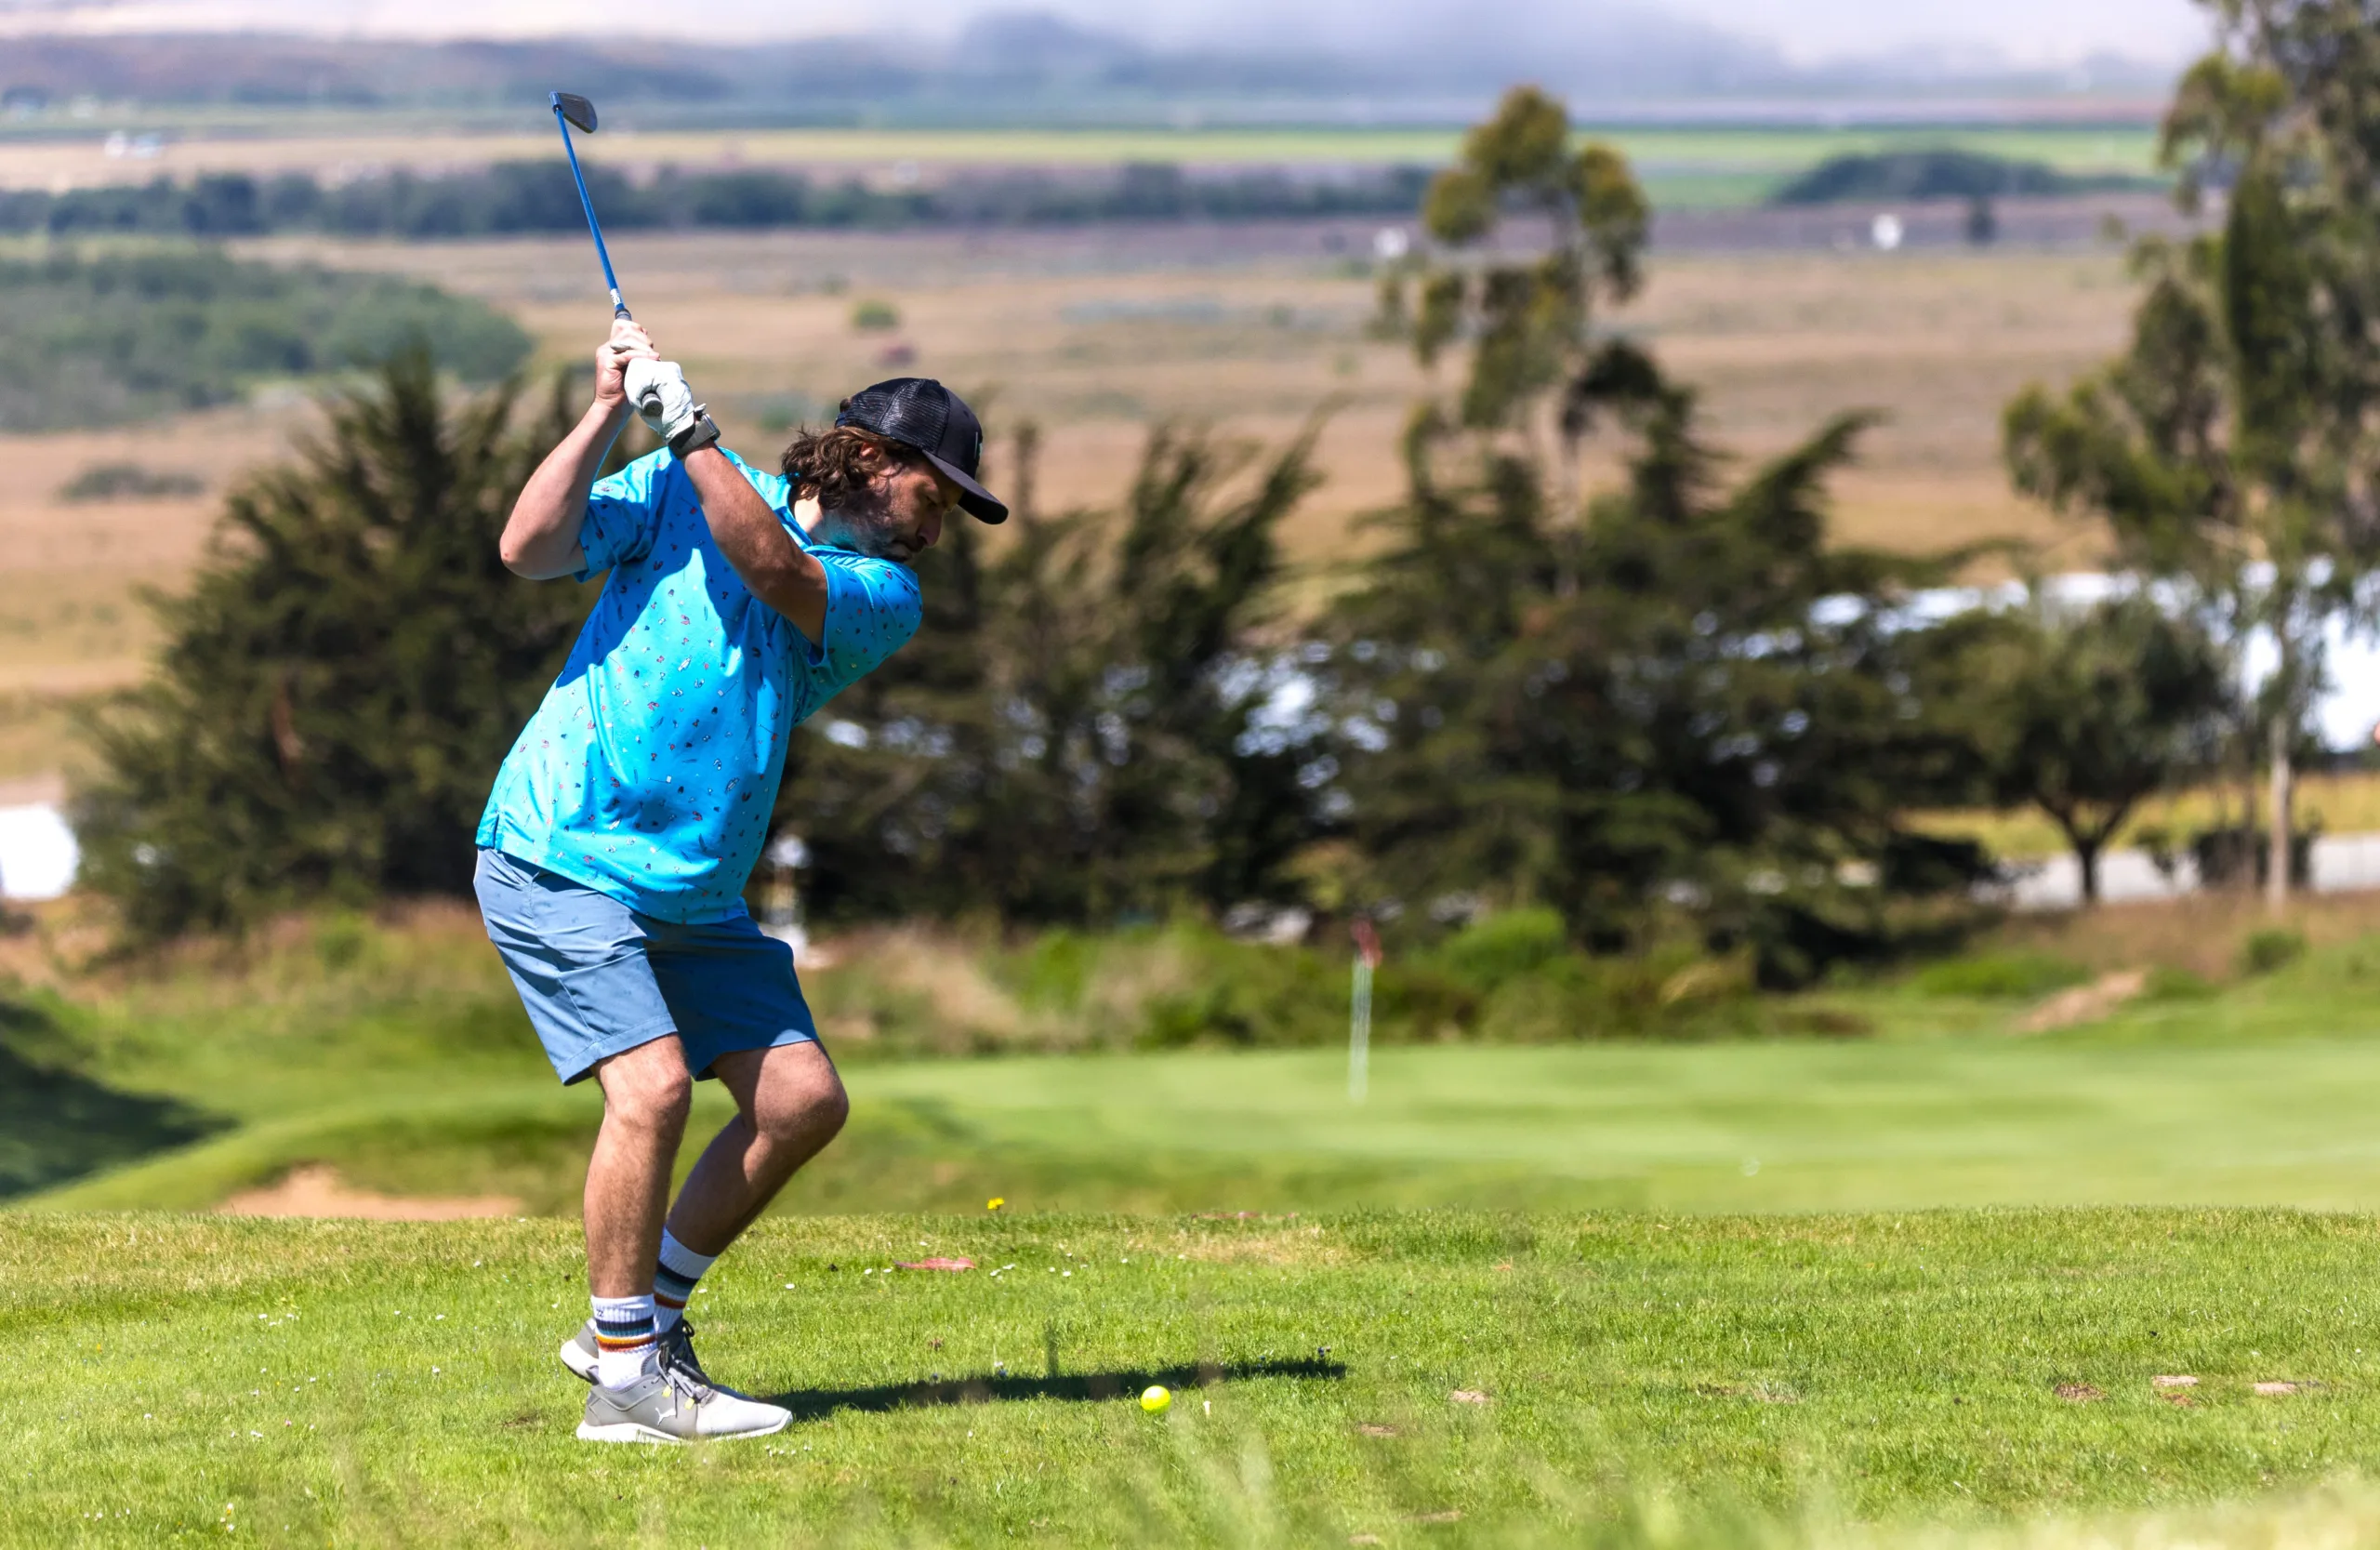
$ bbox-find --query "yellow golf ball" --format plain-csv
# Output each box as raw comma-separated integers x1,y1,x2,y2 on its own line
1140,1384,1171,1414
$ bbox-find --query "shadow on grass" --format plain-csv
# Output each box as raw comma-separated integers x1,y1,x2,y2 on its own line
764,1357,1347,1421
0,1000,230,1200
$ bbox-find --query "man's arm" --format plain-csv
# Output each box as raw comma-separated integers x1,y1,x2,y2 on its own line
678,447,831,644
497,319,654,580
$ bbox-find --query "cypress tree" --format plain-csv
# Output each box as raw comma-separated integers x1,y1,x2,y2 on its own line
73,349,596,936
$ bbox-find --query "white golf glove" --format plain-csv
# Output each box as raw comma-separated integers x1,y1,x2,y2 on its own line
623,358,719,457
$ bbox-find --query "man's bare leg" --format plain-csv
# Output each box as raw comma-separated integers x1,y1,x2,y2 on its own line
584,1035,694,1296
663,1041,848,1256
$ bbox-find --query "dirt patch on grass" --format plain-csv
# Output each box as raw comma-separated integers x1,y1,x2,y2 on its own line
220,1164,521,1221
1170,1224,1353,1267
2016,969,2150,1034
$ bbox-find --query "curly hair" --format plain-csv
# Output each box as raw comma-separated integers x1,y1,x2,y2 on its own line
779,421,927,509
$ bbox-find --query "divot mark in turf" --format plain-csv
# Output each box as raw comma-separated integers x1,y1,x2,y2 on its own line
2054,1384,2105,1402
1356,1424,1399,1437
1449,1390,1488,1405
2254,1381,2313,1396
2151,1375,2199,1389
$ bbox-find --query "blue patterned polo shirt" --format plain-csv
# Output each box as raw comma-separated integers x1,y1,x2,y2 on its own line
476,447,919,922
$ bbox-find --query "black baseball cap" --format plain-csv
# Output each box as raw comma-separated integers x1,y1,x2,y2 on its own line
836,378,1008,523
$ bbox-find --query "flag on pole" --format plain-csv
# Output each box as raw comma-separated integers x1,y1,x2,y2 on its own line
1349,918,1382,1104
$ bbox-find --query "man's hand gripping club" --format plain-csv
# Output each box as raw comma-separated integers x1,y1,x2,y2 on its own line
497,316,836,643
623,359,720,458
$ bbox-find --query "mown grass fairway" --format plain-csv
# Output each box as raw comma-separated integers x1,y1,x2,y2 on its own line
17,907,2380,1540
11,1209,2380,1545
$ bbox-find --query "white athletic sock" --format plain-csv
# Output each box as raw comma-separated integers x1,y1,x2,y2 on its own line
654,1230,718,1333
590,1293,660,1389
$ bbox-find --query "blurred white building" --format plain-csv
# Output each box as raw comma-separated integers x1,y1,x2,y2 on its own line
0,803,76,900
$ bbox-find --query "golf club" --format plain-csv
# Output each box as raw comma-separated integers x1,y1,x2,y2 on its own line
549,90,629,319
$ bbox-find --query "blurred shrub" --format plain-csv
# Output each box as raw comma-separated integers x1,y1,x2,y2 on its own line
1908,952,2091,999
850,298,902,331
805,919,1781,1057
2143,964,2218,1000
1011,929,1097,1013
55,461,204,503
2239,928,2307,977
1431,907,1567,989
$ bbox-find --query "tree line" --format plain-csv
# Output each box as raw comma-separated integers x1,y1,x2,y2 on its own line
0,161,1433,243
73,1,2380,971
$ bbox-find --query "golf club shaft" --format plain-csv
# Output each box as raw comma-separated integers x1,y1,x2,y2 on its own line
551,105,629,319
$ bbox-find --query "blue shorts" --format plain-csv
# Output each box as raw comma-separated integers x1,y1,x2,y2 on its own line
473,847,820,1086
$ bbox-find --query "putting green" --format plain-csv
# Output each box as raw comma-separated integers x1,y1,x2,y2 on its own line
845,1034,2380,1213
34,1031,2380,1218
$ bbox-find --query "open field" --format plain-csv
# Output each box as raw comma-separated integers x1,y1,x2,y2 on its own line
0,122,2166,210
0,228,2140,785
13,1206,2380,1545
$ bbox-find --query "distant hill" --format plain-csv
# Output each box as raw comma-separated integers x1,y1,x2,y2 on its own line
1770,150,2163,205
0,11,2181,126
0,34,737,111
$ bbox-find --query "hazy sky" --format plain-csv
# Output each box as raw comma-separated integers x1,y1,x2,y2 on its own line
1661,0,2205,64
7,0,2215,64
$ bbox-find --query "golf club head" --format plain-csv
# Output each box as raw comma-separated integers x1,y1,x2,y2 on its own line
551,92,598,134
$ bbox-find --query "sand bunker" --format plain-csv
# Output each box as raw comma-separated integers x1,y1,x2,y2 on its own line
220,1164,521,1221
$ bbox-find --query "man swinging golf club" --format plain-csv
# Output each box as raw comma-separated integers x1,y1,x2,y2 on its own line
475,316,1005,1442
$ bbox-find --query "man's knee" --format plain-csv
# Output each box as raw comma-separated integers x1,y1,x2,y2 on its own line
755,1065,847,1149
600,1044,693,1132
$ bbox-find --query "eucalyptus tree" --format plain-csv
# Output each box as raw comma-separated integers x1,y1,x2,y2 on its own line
2004,0,2380,911
1379,84,1649,496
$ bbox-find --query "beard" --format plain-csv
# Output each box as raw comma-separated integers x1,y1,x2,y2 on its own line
809,497,914,562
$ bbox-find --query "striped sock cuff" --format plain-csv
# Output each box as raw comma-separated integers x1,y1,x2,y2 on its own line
591,1294,656,1352
654,1231,717,1313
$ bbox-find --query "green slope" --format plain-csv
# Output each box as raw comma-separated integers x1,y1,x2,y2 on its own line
20,914,2380,1217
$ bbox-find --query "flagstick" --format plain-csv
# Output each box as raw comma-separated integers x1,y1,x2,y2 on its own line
1349,954,1373,1105
1349,918,1382,1106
